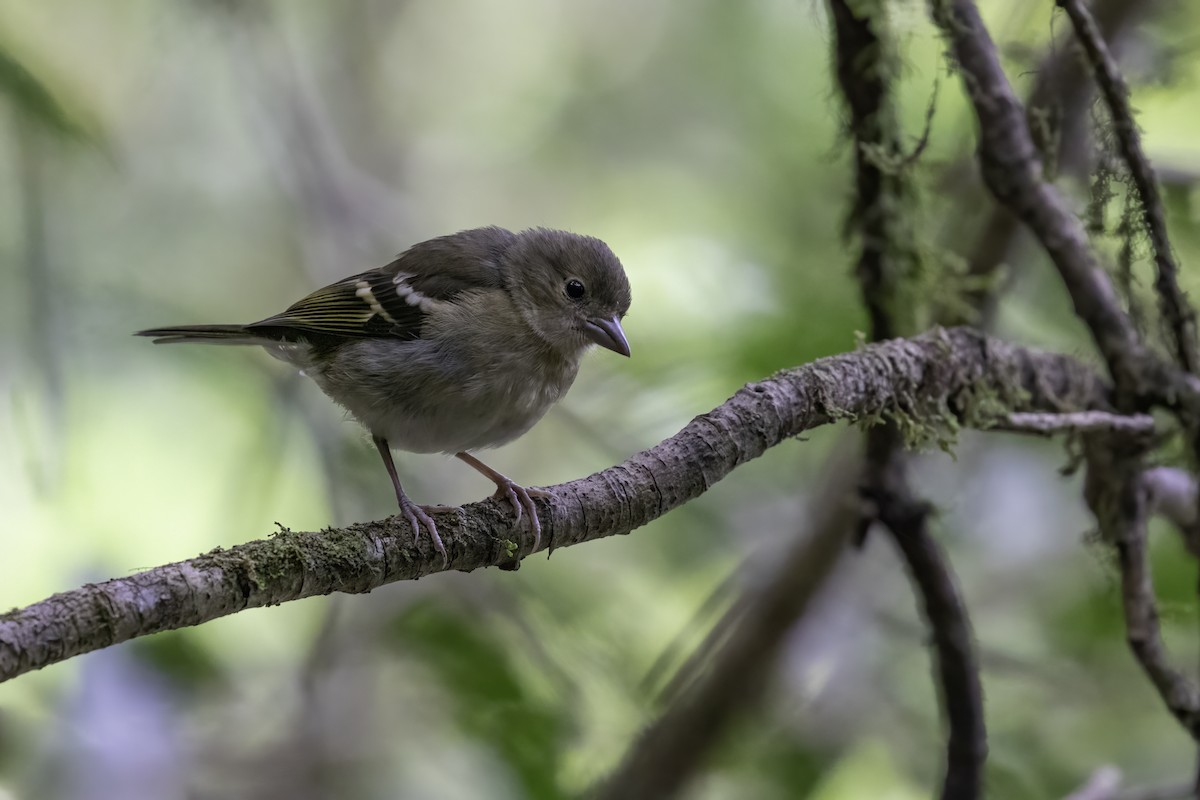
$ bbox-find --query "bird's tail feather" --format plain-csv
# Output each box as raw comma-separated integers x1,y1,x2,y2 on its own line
135,324,267,346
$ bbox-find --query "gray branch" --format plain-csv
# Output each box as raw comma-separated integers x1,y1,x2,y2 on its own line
932,0,1200,760
928,0,1144,385
1057,0,1199,375
0,328,1112,684
996,411,1155,436
1085,437,1200,741
927,0,1200,412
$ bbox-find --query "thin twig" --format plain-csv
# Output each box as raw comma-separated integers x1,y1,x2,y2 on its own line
1085,437,1200,741
944,0,1159,328
1057,0,1199,375
995,410,1155,436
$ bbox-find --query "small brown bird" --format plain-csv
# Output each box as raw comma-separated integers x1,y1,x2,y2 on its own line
137,227,632,564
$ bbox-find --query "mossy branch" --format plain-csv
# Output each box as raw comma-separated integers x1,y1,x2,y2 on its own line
832,2,986,797
0,328,1113,684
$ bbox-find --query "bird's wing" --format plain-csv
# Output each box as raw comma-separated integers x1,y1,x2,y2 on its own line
246,228,513,342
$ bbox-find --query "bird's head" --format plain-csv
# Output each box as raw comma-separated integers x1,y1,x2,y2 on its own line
503,228,632,359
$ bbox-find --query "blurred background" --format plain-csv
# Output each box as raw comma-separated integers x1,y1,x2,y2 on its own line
2,0,1200,797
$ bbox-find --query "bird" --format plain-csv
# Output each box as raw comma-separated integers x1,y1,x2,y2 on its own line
137,226,632,565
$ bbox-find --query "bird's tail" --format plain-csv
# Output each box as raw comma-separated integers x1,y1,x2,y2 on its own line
135,324,267,346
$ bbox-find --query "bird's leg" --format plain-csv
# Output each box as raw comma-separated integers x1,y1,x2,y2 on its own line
455,452,550,553
373,436,447,566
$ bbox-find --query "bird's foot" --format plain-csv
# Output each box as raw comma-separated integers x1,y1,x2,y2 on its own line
397,496,449,567
453,452,551,557
491,480,551,553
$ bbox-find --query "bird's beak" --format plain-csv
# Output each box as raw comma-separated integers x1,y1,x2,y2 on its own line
584,315,631,357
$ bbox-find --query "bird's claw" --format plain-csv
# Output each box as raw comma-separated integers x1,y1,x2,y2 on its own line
491,481,550,554
399,497,448,567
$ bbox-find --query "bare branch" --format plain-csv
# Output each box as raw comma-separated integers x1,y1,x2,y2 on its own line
0,328,1111,684
1057,0,1200,375
945,0,1158,328
927,0,1164,399
861,445,986,800
1085,437,1200,741
995,410,1154,436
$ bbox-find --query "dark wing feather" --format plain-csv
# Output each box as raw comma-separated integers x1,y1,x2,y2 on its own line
246,271,423,341
244,227,515,343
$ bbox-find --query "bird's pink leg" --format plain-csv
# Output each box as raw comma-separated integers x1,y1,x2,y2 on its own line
455,452,550,553
373,437,448,566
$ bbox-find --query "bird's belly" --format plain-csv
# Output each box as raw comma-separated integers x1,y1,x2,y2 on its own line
307,337,578,455
341,376,564,455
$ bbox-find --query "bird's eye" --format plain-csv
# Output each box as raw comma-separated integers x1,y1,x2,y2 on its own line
565,279,586,300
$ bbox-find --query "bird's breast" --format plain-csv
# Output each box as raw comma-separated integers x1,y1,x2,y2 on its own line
312,337,581,455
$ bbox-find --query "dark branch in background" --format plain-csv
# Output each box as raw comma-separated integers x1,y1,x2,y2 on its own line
1084,434,1200,741
859,452,986,799
1047,15,1200,763
931,0,1200,762
592,444,862,800
595,3,1003,792
832,1,985,798
1057,0,1199,375
928,0,1156,401
0,329,1113,683
830,0,917,340
946,0,1161,328
1057,2,1200,777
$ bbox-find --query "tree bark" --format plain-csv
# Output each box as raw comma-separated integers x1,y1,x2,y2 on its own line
0,327,1113,683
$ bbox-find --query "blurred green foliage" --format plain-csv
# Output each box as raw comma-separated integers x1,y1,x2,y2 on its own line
0,42,87,142
2,0,1200,797
387,602,566,799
